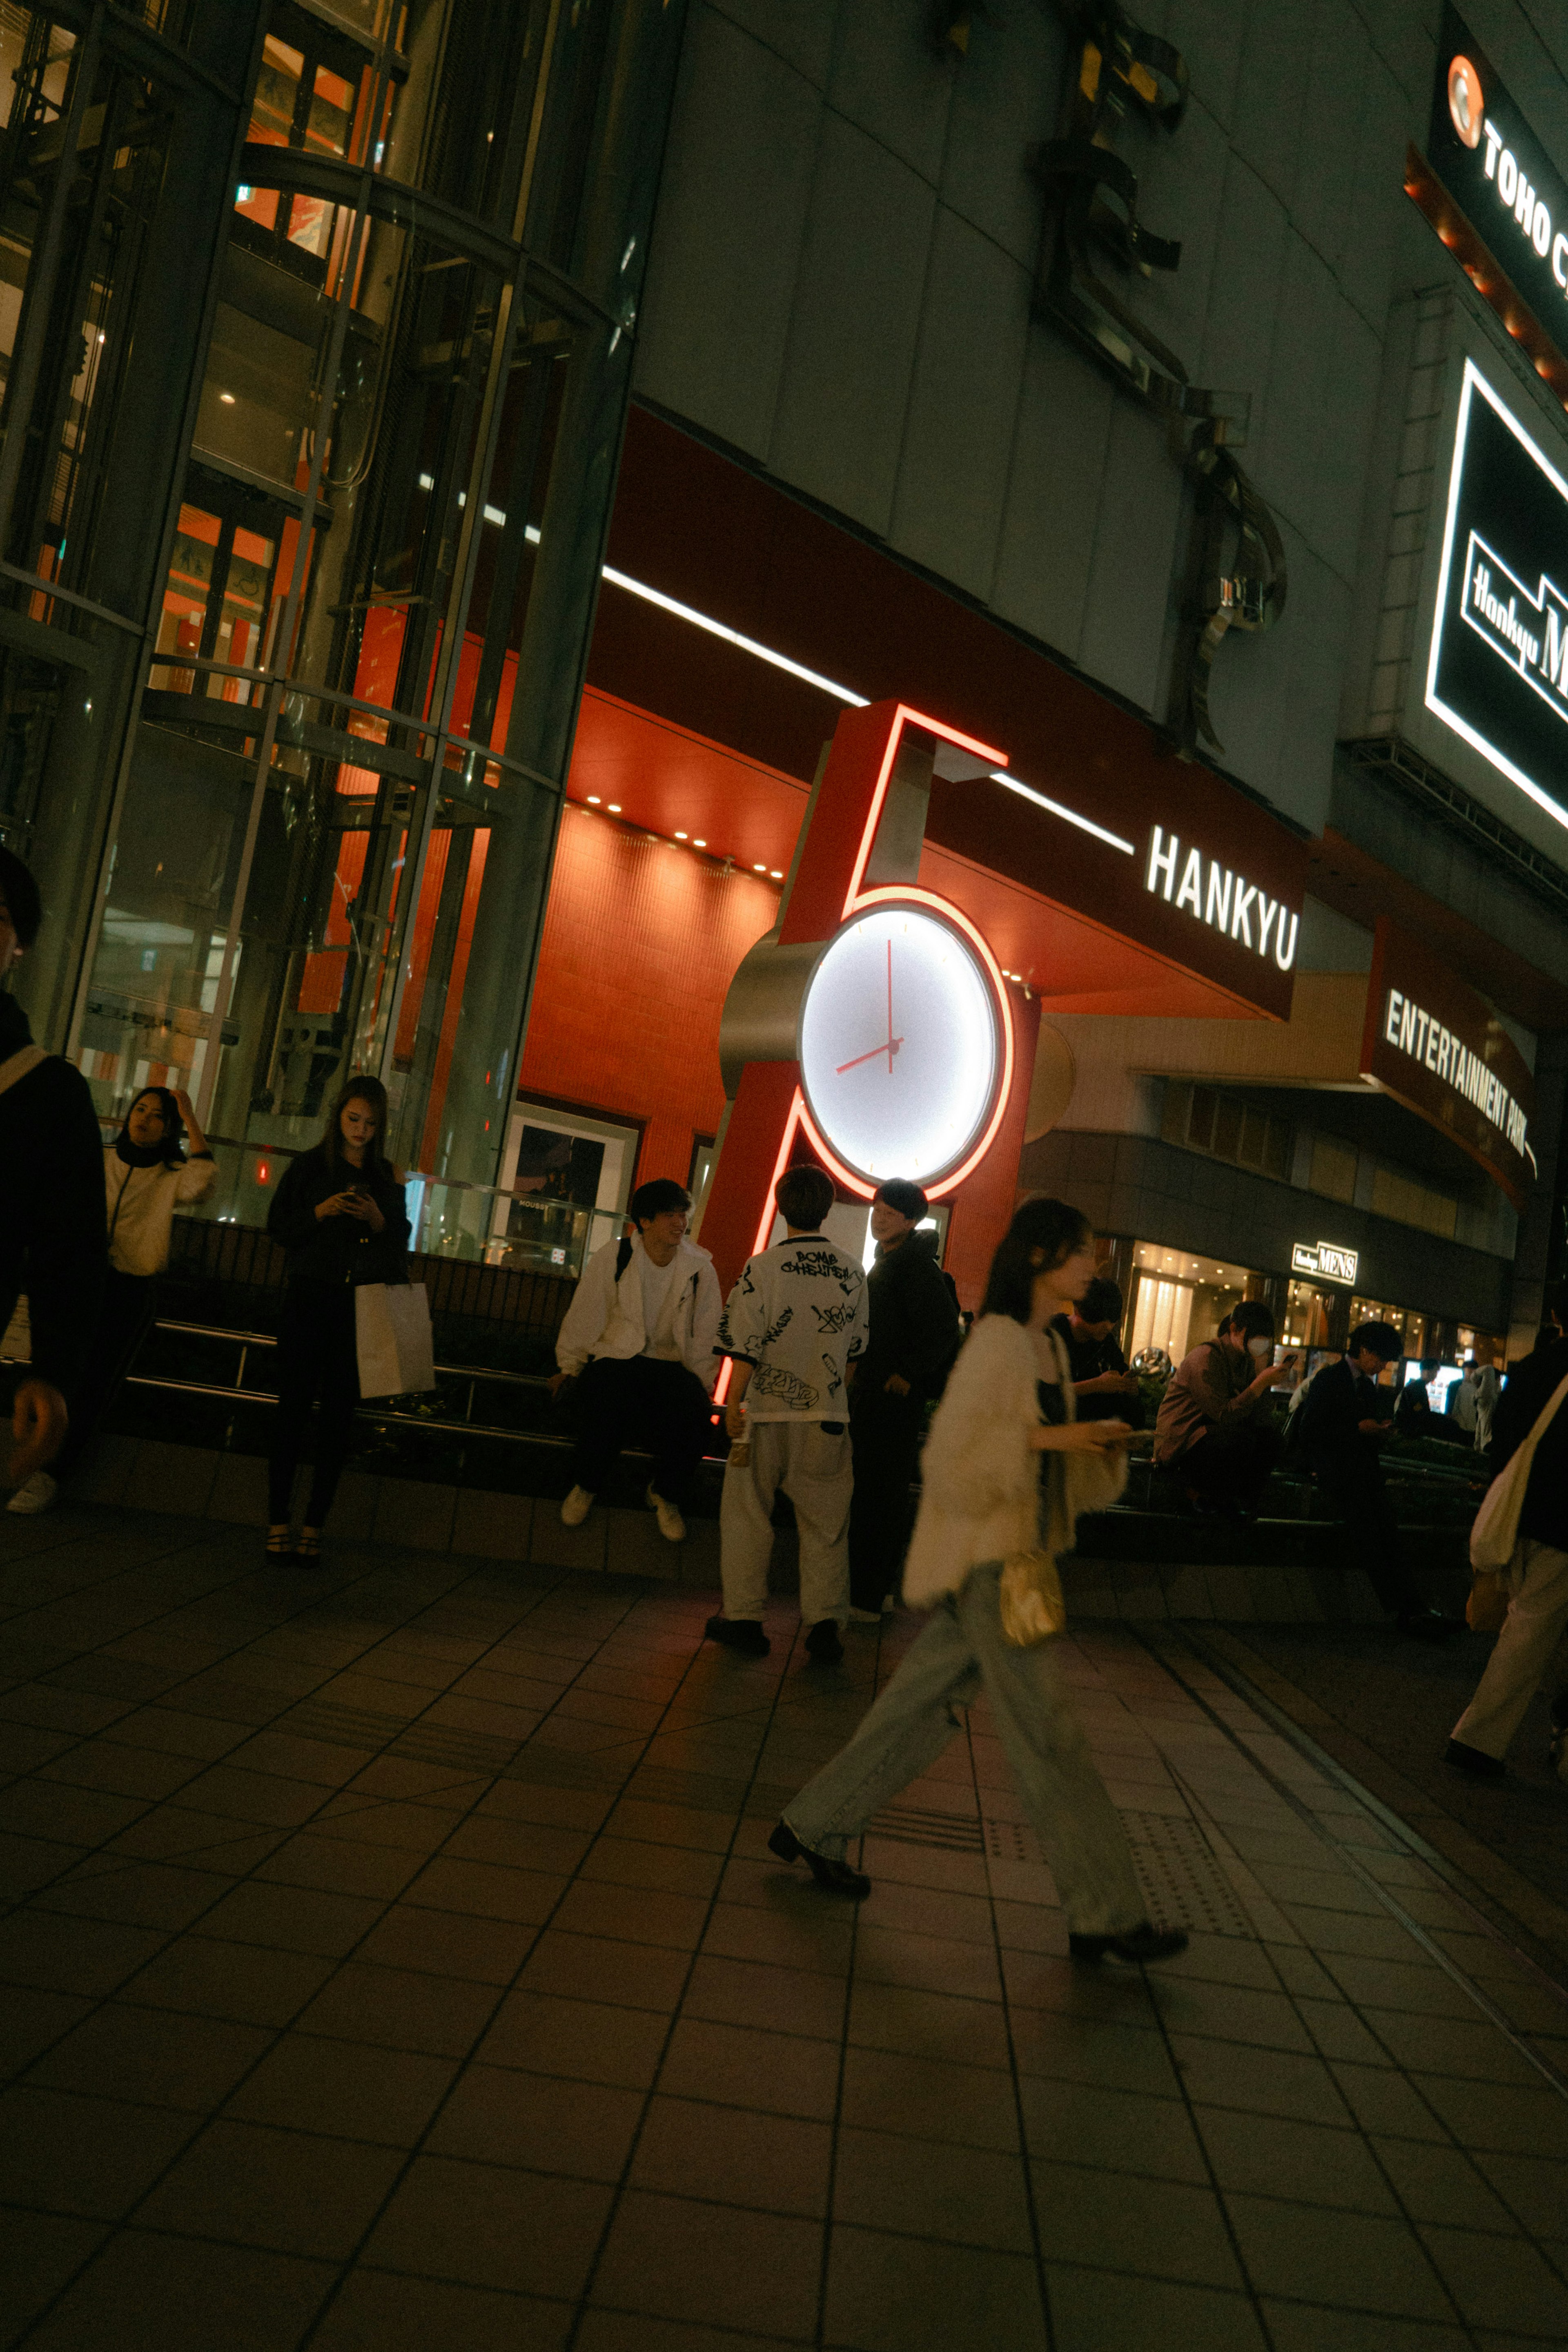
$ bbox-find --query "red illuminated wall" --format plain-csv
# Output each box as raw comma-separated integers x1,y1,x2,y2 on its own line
518,798,780,1192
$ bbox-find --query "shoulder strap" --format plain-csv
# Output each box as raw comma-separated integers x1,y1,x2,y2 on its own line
1513,1367,1568,1474
615,1237,633,1281
0,1043,47,1099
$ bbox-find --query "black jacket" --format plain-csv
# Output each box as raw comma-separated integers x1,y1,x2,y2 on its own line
1490,1337,1568,1549
1049,1312,1143,1427
1296,1355,1390,1465
0,995,107,1390
266,1148,410,1288
855,1229,961,1402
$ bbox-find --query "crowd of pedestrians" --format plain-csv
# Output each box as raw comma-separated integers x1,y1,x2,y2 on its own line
1,829,1565,1893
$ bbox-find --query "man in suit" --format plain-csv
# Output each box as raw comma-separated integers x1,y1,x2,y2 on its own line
1296,1319,1455,1641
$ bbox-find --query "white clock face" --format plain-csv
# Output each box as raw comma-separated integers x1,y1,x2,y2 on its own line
797,903,1001,1185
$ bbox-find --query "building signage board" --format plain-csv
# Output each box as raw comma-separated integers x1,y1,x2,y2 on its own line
1292,1241,1358,1288
1359,916,1537,1211
1426,359,1568,832
1424,7,1568,368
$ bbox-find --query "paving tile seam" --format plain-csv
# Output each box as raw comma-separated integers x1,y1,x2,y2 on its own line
4,1557,668,2343
1141,1627,1568,2103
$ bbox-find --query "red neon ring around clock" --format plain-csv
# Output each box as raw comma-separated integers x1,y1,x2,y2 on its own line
795,884,1016,1201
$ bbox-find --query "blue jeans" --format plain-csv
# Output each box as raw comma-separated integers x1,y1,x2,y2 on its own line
785,1561,1146,1935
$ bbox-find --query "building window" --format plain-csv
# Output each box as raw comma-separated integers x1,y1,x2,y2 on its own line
1162,1081,1291,1181
1127,1242,1253,1363
1370,1166,1458,1240
1309,1133,1357,1204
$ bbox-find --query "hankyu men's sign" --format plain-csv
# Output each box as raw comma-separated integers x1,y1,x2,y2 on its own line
1359,917,1537,1211
1426,9,1568,366
1426,360,1568,829
1145,826,1300,973
1292,1241,1358,1288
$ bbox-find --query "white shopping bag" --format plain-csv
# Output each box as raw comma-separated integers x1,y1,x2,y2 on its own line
0,1293,30,1364
354,1282,436,1399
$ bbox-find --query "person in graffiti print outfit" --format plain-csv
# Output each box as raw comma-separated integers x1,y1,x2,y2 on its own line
706,1165,869,1663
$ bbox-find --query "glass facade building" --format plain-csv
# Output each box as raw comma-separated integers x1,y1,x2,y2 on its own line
1,0,686,1258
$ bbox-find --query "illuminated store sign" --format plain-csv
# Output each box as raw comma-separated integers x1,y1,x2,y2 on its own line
1359,917,1537,1212
1425,361,1568,831
1144,827,1299,971
1424,9,1568,368
1291,1241,1358,1288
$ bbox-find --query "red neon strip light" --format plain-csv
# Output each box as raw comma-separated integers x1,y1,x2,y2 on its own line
841,704,1007,916
713,1090,807,1405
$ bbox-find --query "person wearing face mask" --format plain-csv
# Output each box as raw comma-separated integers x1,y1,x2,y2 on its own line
9,1083,216,1514
766,1195,1187,1966
1296,1319,1456,1640
0,847,107,1503
1154,1300,1295,1519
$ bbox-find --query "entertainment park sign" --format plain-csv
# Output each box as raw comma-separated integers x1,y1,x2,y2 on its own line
1359,918,1537,1213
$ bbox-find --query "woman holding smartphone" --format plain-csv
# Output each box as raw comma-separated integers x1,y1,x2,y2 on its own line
264,1076,409,1563
768,1195,1187,1967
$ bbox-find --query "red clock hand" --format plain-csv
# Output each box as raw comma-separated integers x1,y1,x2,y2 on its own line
836,1036,903,1074
886,939,894,1075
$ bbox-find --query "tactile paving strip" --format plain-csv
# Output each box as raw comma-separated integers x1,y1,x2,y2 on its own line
1120,1807,1254,1937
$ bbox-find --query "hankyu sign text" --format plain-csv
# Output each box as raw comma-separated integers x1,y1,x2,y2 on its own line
1425,361,1568,833
1144,826,1299,972
1292,1241,1358,1288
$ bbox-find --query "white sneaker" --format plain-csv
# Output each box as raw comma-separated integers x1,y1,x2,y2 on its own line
646,1484,686,1543
847,1607,882,1625
560,1485,595,1528
7,1471,58,1516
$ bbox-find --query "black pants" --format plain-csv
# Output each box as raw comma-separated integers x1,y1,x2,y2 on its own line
570,1355,712,1510
268,1285,360,1527
1311,1450,1423,1617
58,1271,157,1479
1176,1422,1282,1514
848,1387,924,1609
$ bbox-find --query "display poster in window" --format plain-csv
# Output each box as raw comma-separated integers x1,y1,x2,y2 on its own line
1358,916,1536,1211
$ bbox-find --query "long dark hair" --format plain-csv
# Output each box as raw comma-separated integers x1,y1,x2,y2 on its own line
319,1075,394,1181
980,1196,1091,1325
121,1086,186,1165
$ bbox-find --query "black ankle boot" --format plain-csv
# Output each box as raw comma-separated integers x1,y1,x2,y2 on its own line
1069,1922,1189,1966
768,1819,870,1898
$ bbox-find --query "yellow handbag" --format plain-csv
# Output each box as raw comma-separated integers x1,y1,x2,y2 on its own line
998,1549,1067,1647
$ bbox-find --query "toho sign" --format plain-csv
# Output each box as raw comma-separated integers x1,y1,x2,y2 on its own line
1292,1241,1359,1288
1424,8,1568,370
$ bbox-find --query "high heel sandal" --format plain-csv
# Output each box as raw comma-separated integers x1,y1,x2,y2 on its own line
265,1526,295,1563
295,1527,322,1566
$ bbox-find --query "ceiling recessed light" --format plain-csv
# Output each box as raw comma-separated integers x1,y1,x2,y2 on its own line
693,838,706,847
586,796,601,805
607,803,621,812
770,869,783,878
675,831,688,840
218,392,235,404
753,863,766,872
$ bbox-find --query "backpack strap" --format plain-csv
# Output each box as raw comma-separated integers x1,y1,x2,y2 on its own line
0,1043,46,1098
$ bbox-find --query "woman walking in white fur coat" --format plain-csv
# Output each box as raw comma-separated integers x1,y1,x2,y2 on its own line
769,1196,1188,1966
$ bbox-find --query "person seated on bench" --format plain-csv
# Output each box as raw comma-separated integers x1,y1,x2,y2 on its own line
551,1179,722,1545
1154,1302,1294,1520
1296,1319,1455,1643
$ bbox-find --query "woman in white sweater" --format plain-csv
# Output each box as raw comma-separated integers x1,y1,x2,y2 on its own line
769,1196,1187,1966
9,1085,215,1513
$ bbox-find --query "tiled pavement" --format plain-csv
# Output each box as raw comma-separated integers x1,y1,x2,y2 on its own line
3,1508,1568,2350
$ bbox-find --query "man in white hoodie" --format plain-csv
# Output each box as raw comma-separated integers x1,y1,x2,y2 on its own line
552,1178,722,1542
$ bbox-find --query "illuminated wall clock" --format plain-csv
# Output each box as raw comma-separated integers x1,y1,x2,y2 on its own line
795,887,1013,1195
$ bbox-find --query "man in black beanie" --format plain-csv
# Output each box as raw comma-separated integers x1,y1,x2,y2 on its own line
0,847,107,1488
